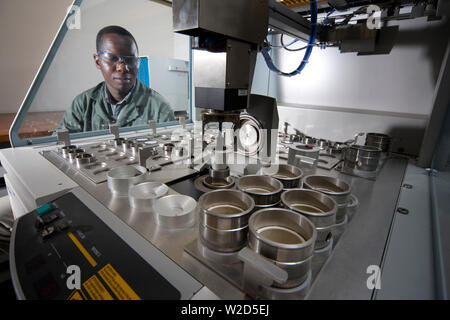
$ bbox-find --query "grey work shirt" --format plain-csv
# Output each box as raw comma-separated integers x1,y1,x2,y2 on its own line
105,82,134,120
57,79,175,133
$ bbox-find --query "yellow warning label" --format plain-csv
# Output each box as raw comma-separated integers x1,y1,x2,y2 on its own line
67,232,98,268
67,289,87,300
98,264,141,300
83,275,114,300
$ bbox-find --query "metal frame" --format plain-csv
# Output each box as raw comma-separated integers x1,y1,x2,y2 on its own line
418,39,450,169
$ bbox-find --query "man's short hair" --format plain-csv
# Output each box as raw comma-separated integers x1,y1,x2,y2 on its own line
96,25,139,53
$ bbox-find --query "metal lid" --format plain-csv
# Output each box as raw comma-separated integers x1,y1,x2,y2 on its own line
128,181,168,209
153,194,197,229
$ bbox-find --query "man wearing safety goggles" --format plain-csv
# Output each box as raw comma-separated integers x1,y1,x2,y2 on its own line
57,25,175,132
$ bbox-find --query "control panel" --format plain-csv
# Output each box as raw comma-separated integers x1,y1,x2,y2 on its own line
9,188,202,300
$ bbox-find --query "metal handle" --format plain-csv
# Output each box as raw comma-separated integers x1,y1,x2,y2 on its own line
56,129,71,146
148,120,157,135
138,146,158,168
109,123,120,140
238,247,288,287
295,154,318,167
283,122,290,135
347,193,359,209
179,116,186,129
344,132,365,145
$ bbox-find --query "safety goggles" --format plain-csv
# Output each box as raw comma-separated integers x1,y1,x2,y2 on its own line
97,51,140,67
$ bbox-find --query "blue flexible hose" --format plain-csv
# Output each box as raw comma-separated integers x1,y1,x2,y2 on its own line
262,0,318,77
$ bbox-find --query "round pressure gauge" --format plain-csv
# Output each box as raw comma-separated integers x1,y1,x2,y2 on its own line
239,122,258,148
237,114,263,155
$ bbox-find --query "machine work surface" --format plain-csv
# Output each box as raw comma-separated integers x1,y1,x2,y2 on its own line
41,143,409,299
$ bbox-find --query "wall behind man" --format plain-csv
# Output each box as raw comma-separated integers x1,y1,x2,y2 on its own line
0,0,73,114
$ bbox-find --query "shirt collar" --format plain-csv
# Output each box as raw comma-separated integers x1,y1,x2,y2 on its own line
104,81,136,106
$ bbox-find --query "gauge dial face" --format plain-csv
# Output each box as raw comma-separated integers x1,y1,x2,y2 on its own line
239,122,259,150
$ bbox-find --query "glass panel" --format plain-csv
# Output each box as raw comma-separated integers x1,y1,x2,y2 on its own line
18,0,190,140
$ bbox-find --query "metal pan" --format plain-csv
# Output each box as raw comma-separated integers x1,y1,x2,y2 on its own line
237,175,283,207
198,190,255,253
106,165,148,196
153,194,197,229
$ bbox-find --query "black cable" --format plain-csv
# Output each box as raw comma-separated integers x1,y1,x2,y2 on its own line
280,34,308,51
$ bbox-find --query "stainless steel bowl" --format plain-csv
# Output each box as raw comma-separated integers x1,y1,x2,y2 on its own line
106,165,148,195
198,190,255,253
260,164,303,189
128,181,168,209
202,176,235,190
248,208,317,288
365,133,390,152
153,194,197,229
302,175,351,223
248,208,316,262
344,145,381,172
281,189,337,249
303,175,351,205
237,175,283,207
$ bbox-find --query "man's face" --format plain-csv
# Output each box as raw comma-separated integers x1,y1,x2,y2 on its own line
94,33,139,95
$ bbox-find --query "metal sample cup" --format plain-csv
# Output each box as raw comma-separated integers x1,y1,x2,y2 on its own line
112,137,125,147
121,140,136,153
248,208,317,288
302,175,351,223
61,145,77,158
162,143,174,155
202,176,235,189
153,194,197,229
260,164,303,189
67,148,85,162
198,190,255,253
343,145,381,172
237,175,283,207
301,136,317,145
75,153,96,168
128,181,169,209
365,133,391,153
326,141,347,159
281,189,337,249
106,165,148,196
317,139,330,150
287,144,320,177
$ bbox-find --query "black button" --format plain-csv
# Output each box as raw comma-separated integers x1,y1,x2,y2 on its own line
35,216,44,229
42,213,59,224
56,220,69,231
